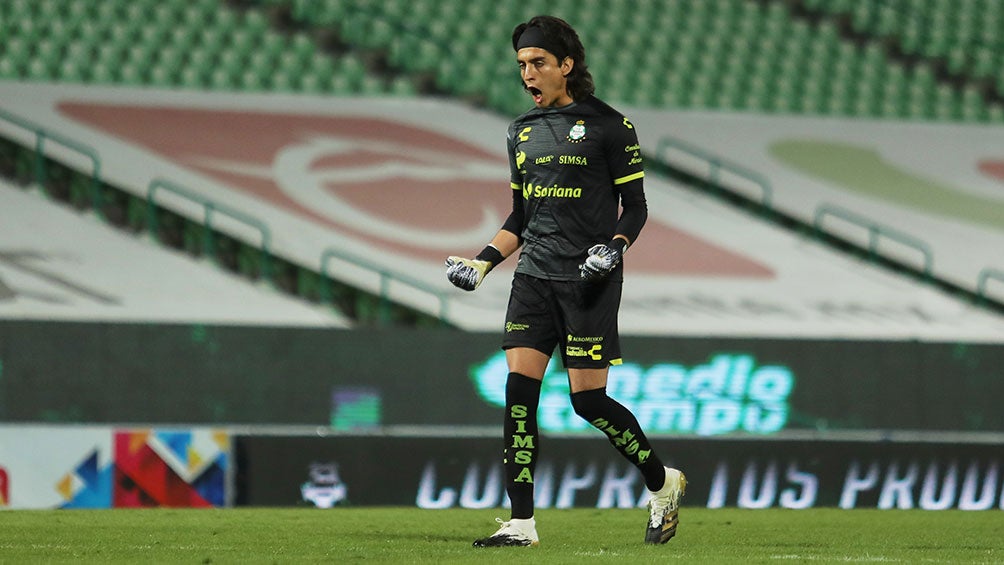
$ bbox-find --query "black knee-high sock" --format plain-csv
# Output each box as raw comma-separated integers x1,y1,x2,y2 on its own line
503,372,541,519
571,388,667,491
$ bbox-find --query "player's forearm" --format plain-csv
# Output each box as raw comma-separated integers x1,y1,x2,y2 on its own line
490,229,522,259
615,178,647,248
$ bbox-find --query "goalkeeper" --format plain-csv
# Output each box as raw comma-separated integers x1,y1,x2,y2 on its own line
446,14,685,549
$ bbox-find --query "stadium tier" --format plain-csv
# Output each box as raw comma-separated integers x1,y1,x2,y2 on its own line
1,0,1002,326
800,0,1004,83
627,107,1004,302
0,0,1001,120
0,177,348,326
2,83,1001,339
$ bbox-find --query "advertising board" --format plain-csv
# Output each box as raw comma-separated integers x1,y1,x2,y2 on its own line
236,435,1004,510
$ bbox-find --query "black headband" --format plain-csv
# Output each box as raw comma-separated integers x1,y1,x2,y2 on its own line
514,26,567,61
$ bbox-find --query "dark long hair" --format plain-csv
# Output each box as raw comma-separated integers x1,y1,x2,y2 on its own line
512,15,595,101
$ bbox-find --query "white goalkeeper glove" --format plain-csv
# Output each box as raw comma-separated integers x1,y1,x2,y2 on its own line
446,245,505,291
579,239,627,281
445,256,492,291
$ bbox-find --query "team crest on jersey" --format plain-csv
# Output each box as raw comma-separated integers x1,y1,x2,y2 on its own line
567,120,586,143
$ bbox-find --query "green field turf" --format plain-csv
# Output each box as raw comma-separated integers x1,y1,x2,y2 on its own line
0,507,998,564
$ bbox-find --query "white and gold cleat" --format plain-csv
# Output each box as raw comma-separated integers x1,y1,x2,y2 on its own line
645,467,687,544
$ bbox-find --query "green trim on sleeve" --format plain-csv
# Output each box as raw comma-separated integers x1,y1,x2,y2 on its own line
613,171,645,185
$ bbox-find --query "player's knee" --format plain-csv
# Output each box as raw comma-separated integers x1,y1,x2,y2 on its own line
570,388,607,421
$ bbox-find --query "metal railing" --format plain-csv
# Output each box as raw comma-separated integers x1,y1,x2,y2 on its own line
0,107,450,325
146,178,274,282
655,135,774,208
651,134,939,279
976,267,1004,304
0,106,103,213
813,204,934,277
320,246,450,323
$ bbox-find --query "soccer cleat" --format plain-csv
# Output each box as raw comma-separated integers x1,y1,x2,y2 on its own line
645,467,687,544
472,517,539,548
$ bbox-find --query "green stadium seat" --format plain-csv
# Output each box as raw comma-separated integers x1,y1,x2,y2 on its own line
228,29,257,57
215,8,240,35
337,54,366,88
989,103,1004,122
308,53,335,81
26,58,53,81
0,57,19,79
197,28,225,53
118,62,145,86
257,33,286,60
278,51,304,75
88,62,115,84
0,0,999,123
328,73,355,95
149,65,176,87
389,76,417,97
299,73,325,94
270,70,295,92
240,69,265,92
179,66,206,89
218,50,245,78
185,47,214,77
357,75,385,96
247,51,275,78
960,87,987,122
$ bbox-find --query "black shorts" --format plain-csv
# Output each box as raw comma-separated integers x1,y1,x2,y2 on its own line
502,273,623,369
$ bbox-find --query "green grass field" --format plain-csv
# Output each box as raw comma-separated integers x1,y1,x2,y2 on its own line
0,507,998,564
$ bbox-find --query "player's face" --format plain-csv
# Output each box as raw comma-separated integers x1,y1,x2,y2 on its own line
517,47,574,108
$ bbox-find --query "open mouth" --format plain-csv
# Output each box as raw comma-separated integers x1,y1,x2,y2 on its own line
527,86,542,104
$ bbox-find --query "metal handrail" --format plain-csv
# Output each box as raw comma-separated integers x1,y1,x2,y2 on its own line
814,204,934,276
320,247,450,323
0,107,454,323
655,135,773,208
146,178,273,282
976,268,1004,303
0,106,103,214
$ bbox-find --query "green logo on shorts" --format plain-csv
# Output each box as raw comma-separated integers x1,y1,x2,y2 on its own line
566,344,603,361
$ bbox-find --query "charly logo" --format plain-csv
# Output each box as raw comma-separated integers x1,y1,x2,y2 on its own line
567,120,586,143
566,344,603,361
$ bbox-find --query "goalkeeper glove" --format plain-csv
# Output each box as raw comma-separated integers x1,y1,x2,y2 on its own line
446,245,505,291
579,238,627,281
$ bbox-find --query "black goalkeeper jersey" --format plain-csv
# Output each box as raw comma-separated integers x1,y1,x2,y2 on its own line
506,95,645,281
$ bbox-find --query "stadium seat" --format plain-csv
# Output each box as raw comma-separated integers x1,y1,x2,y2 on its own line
0,0,998,122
